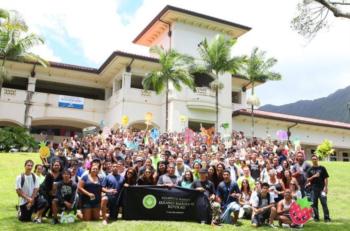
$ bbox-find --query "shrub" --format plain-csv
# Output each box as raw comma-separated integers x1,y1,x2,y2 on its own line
0,126,36,152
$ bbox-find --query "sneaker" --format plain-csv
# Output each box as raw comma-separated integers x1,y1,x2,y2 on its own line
33,218,42,224
325,218,331,223
102,220,108,225
282,223,290,228
251,223,258,228
314,218,320,222
52,218,59,225
268,223,277,229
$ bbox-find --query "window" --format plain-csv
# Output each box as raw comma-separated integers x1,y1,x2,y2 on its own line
193,73,213,88
2,76,28,90
131,75,144,89
35,80,105,100
343,153,349,162
232,91,241,104
330,153,337,161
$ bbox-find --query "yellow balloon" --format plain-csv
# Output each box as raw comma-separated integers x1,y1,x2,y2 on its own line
180,115,187,123
145,112,153,122
121,115,129,126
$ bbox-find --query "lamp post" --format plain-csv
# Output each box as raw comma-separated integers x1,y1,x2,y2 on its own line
247,94,261,138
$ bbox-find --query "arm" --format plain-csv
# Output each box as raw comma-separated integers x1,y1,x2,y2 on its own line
323,178,328,194
277,200,284,215
78,177,93,198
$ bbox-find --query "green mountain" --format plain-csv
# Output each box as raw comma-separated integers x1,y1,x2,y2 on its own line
260,86,350,123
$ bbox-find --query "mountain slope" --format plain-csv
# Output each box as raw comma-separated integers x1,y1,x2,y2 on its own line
260,85,350,123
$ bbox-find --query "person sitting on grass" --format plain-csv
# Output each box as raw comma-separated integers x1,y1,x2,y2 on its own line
16,160,47,223
52,169,77,224
251,182,277,228
239,178,253,219
216,170,241,226
277,189,297,228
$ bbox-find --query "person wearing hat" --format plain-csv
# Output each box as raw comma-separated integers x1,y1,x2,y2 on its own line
192,168,221,225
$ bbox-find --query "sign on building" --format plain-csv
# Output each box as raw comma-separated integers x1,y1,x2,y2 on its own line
58,95,84,109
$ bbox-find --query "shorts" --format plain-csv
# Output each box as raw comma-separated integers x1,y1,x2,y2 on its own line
18,196,48,222
81,198,101,209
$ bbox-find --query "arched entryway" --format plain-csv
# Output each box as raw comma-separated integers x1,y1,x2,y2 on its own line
127,120,159,132
31,117,98,143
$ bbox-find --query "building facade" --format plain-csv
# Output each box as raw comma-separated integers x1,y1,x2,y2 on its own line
1,5,349,160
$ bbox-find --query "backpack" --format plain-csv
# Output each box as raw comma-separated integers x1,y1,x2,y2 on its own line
20,173,36,188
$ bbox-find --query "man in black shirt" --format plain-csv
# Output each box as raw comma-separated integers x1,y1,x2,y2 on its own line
249,151,261,181
192,169,221,225
307,155,330,222
51,169,77,224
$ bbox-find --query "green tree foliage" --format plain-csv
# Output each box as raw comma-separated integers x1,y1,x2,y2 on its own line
0,126,36,152
142,46,194,131
197,34,245,131
315,139,335,159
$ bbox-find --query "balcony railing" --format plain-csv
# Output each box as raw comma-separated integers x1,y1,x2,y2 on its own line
195,87,215,97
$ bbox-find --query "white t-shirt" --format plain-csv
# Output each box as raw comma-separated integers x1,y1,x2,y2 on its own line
15,174,40,205
251,192,275,208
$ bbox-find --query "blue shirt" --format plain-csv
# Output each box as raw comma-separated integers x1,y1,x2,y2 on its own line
216,181,241,209
102,173,124,196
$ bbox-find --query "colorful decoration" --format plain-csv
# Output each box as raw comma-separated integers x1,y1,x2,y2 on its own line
184,128,194,145
315,139,334,159
200,126,215,146
150,128,159,140
221,123,229,129
290,197,313,225
180,115,187,123
60,211,75,224
39,141,49,159
121,115,129,126
145,112,153,123
276,130,288,141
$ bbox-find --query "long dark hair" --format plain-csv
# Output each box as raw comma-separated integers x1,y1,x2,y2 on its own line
240,178,251,195
182,170,194,183
208,165,219,188
138,167,155,185
125,167,137,185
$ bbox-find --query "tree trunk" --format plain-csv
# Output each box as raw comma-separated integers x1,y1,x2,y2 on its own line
251,82,255,138
215,84,219,133
0,79,3,96
165,79,169,132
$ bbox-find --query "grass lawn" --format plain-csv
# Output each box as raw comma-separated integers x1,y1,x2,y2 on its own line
0,153,349,231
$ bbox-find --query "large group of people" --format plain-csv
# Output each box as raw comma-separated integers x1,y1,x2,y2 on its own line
15,128,331,228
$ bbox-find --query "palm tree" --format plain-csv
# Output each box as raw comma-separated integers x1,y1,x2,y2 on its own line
198,34,245,132
0,9,48,95
142,46,195,132
241,47,282,137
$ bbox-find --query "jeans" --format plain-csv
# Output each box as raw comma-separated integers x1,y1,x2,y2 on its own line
220,202,240,224
310,187,330,220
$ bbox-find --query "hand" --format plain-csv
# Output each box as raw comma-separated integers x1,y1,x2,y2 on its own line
124,183,129,187
64,202,72,210
109,189,117,194
323,187,328,194
89,193,95,200
209,194,216,201
313,172,320,178
26,202,32,210
196,187,205,192
27,198,33,204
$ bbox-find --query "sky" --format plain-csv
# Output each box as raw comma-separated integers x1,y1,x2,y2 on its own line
2,0,350,106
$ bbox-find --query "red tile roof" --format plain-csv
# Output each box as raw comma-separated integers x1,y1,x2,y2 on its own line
233,109,350,130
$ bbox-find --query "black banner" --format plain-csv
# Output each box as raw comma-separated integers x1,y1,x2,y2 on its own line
121,186,211,223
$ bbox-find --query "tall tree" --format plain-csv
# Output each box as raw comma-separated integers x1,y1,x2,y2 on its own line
240,47,281,137
292,0,350,39
197,34,245,131
0,9,48,95
142,46,194,132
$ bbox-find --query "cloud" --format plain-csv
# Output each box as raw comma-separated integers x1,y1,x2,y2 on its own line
2,0,350,106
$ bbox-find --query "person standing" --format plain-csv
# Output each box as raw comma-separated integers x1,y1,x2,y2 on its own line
15,160,47,223
307,155,331,222
101,162,125,224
